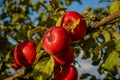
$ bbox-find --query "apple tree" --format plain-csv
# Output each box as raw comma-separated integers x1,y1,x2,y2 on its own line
0,0,120,80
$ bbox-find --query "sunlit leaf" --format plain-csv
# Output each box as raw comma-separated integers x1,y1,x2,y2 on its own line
33,56,54,80
92,31,100,45
33,40,44,65
33,50,44,65
101,30,110,42
36,40,43,53
54,0,63,8
40,13,49,21
56,15,63,26
112,31,120,40
5,52,10,61
47,5,53,12
27,26,46,39
109,1,120,14
86,18,91,27
116,40,120,52
65,0,72,6
102,51,119,72
71,19,80,32
19,5,26,13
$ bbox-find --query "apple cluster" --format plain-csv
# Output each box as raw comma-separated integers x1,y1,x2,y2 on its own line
13,11,87,80
43,11,87,80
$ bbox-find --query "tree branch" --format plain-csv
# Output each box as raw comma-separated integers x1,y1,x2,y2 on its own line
4,68,25,80
92,10,120,28
108,18,120,24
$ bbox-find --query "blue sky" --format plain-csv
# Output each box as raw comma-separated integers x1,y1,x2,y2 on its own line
32,0,110,26
64,0,110,12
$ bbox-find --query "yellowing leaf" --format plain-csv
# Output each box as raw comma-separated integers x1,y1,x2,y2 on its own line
101,30,111,42
112,31,120,40
71,19,80,32
109,1,120,14
32,56,54,80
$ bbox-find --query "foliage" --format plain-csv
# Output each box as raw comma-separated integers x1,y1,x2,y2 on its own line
0,0,120,80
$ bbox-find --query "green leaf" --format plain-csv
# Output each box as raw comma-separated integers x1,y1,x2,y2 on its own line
27,26,46,39
92,31,100,44
92,40,116,62
93,40,115,55
109,1,120,14
33,56,54,80
80,73,91,79
102,51,119,72
116,40,120,52
5,51,10,61
54,0,63,8
56,8,66,12
47,5,54,12
19,5,26,13
41,13,49,21
56,15,63,26
0,62,3,70
36,40,43,53
33,50,44,65
86,18,91,27
112,31,120,40
83,36,96,50
101,30,110,42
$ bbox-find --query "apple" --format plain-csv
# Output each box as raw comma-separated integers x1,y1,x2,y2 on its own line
14,41,36,67
54,65,78,80
61,11,87,41
43,26,71,55
53,47,74,66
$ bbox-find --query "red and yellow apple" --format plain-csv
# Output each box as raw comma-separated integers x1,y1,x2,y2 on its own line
61,11,87,41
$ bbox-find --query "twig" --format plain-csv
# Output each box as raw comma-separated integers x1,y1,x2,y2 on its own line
92,10,120,28
4,68,25,80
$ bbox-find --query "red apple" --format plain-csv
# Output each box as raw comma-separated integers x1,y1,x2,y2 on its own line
54,65,78,80
43,26,71,55
53,47,74,66
61,11,87,41
14,41,36,67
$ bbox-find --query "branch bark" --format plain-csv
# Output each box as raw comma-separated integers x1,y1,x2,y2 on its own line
92,10,120,28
